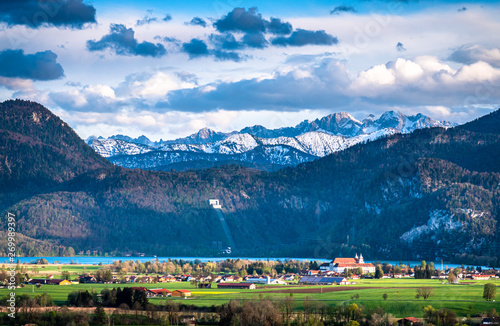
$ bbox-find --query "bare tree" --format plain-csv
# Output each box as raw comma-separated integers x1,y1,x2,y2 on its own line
416,287,433,300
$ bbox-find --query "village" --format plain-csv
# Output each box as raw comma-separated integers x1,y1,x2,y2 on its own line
1,255,499,326
18,254,499,298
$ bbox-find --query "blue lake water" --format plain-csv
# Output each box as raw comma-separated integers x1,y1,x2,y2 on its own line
0,256,486,269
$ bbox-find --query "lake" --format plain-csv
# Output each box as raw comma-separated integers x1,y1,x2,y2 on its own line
0,256,486,269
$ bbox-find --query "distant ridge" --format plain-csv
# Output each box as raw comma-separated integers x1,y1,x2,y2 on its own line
87,110,455,171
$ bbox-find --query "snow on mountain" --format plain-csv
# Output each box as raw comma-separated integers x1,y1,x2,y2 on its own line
260,129,398,157
87,110,457,170
260,136,306,152
164,127,229,145
400,209,464,243
238,110,453,139
160,143,206,153
210,133,259,154
86,138,153,158
295,132,348,157
362,111,455,134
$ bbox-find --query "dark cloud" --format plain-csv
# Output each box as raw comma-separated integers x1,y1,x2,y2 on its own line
396,42,406,51
182,37,244,62
182,39,209,58
0,0,96,28
136,12,170,25
213,50,243,62
214,8,293,35
210,33,243,50
457,7,467,12
267,18,292,35
272,29,338,47
157,59,351,112
186,17,207,27
330,5,357,15
182,39,242,61
87,24,166,57
0,49,64,80
242,32,268,48
448,44,500,67
136,14,157,26
210,32,268,50
155,36,180,44
214,7,267,33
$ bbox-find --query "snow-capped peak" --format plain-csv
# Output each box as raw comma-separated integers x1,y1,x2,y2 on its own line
87,110,457,170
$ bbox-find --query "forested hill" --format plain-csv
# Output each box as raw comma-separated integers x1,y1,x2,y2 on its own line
0,100,111,210
0,100,499,265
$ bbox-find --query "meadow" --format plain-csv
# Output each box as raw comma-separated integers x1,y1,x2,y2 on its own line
1,264,498,318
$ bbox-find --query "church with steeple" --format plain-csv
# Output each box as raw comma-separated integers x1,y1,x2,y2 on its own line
319,253,375,274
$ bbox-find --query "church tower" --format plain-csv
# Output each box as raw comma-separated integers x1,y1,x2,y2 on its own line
359,253,364,263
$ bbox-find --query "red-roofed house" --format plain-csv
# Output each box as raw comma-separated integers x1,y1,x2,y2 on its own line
398,317,422,326
333,258,357,264
131,287,147,292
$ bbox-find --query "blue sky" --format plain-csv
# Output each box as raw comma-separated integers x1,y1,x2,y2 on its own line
1,0,500,140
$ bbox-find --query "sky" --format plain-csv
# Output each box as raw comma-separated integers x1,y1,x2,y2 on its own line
1,0,500,141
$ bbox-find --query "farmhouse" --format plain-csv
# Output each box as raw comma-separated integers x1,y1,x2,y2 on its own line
172,289,191,297
28,279,71,285
320,254,376,274
55,279,72,285
472,275,493,280
245,276,286,285
217,283,256,289
298,276,349,285
481,317,500,326
147,289,172,298
79,276,96,283
27,279,48,285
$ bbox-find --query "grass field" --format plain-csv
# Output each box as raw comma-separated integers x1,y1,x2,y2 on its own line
1,274,498,318
12,264,101,276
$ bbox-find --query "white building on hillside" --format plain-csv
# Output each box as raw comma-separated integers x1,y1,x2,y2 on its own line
208,199,221,208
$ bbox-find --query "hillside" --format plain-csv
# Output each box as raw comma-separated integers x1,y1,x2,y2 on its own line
0,100,499,265
0,100,111,211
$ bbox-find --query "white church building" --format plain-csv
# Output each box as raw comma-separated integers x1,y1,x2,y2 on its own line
320,254,376,274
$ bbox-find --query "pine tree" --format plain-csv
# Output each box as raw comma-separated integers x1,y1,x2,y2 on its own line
93,304,107,325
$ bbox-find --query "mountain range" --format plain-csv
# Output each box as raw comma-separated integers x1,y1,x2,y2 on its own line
0,100,499,265
86,111,455,171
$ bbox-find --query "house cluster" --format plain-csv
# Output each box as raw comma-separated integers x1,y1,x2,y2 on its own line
298,276,350,285
78,274,187,284
131,287,192,298
433,271,499,281
188,274,295,285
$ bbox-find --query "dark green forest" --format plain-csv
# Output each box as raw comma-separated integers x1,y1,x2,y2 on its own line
0,100,499,265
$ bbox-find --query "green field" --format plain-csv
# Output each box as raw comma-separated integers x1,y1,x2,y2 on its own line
2,275,499,318
8,263,101,276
